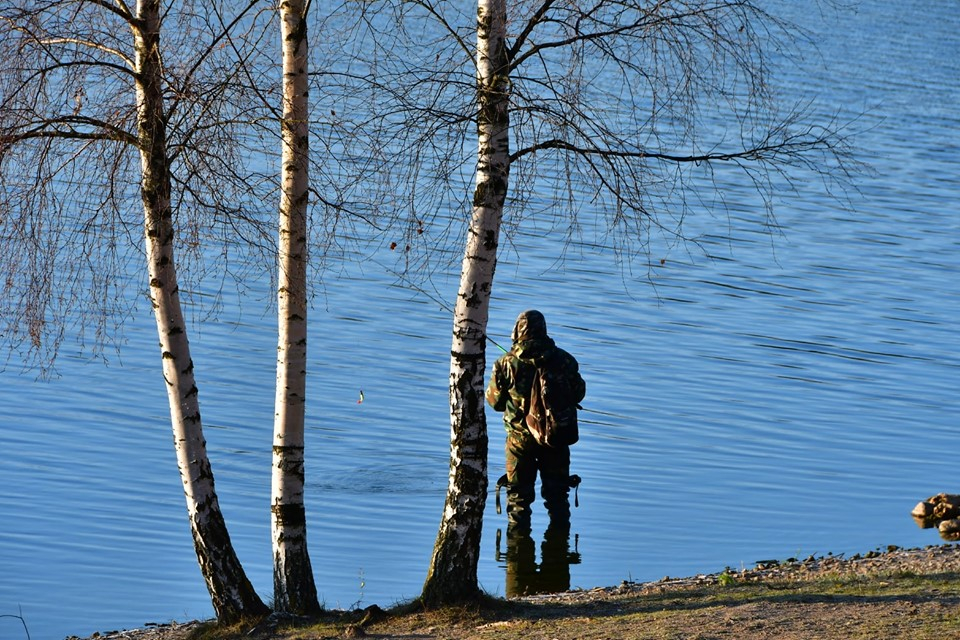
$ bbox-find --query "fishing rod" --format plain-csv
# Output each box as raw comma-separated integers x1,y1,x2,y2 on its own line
374,263,611,412
373,259,511,354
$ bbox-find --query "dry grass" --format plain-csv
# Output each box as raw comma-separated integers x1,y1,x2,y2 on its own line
74,544,960,640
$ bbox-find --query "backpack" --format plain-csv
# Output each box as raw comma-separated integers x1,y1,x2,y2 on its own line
525,357,579,447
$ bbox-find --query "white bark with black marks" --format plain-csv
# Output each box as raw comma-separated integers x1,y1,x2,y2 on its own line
421,0,511,605
133,0,267,622
271,0,320,615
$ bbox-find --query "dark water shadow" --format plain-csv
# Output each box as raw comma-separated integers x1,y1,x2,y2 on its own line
495,521,582,598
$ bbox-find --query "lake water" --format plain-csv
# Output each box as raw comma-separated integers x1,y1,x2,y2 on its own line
2,2,959,639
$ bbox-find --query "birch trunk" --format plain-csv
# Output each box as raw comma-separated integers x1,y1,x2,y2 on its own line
271,0,320,614
421,0,511,605
133,0,267,623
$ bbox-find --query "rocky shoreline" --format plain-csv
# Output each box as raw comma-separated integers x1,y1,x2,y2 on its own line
526,542,960,603
73,543,960,640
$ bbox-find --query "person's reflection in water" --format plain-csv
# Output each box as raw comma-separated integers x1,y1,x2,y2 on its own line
497,518,581,597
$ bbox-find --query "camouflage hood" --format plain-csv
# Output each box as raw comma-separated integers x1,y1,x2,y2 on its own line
510,310,556,364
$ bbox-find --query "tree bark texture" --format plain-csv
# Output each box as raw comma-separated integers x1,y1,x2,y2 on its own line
421,0,511,606
134,0,267,623
271,0,320,614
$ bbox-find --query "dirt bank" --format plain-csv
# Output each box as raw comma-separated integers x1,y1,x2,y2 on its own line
74,544,960,640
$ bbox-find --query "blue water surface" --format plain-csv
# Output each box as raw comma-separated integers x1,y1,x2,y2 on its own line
1,2,958,638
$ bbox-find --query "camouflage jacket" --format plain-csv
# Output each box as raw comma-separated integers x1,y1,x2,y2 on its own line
485,336,586,436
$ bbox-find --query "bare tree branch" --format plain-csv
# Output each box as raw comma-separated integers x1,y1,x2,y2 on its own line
82,0,134,22
3,115,138,145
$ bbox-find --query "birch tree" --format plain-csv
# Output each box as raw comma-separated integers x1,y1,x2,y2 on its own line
271,0,321,614
333,0,858,605
0,0,272,622
419,0,509,603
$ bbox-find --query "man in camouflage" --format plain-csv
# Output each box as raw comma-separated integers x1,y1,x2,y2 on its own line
486,310,586,532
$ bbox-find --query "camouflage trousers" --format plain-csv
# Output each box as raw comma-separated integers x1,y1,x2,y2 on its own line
504,429,571,530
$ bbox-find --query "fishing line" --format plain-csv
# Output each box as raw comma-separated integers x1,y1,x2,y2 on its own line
370,259,604,418
370,259,510,354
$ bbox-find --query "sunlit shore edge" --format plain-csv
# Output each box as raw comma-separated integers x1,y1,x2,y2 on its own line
62,542,960,640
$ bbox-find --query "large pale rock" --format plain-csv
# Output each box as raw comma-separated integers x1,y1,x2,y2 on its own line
912,493,960,530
